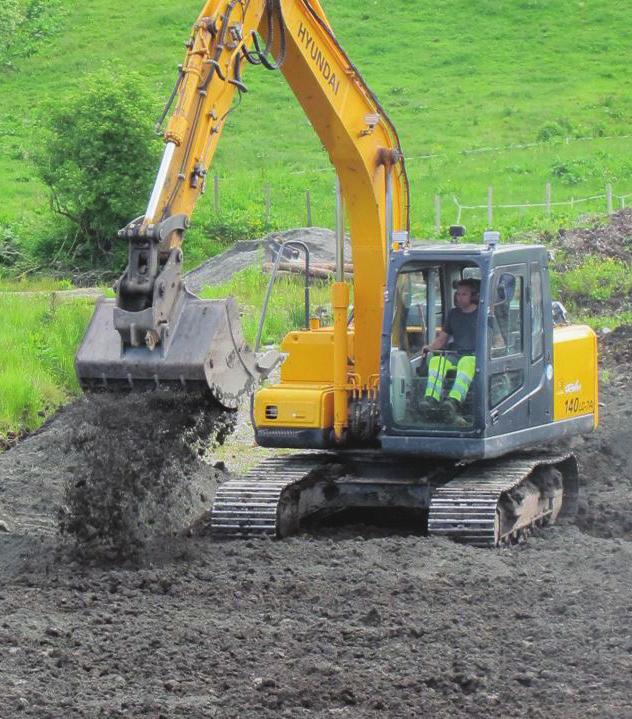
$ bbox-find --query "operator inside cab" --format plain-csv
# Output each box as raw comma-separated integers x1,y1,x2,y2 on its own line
420,278,480,423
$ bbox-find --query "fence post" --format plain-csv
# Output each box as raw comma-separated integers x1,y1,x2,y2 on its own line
452,196,463,224
545,182,552,217
606,184,613,214
434,195,441,233
214,174,220,214
264,184,271,225
305,190,312,227
487,186,493,227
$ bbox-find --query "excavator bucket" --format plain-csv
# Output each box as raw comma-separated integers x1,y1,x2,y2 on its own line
75,291,257,409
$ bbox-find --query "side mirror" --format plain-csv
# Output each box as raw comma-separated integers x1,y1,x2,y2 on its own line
495,273,516,305
552,301,569,326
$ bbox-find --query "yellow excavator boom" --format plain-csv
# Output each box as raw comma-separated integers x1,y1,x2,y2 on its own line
77,0,409,431
152,0,409,383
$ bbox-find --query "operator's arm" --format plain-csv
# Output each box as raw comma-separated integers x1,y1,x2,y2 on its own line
422,310,452,354
422,331,449,355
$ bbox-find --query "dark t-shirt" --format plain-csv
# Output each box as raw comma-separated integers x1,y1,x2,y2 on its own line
445,307,478,354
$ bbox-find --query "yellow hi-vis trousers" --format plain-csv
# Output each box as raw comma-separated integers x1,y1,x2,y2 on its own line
425,354,476,403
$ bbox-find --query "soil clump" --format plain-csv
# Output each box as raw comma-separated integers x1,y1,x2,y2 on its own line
0,392,232,561
58,393,234,558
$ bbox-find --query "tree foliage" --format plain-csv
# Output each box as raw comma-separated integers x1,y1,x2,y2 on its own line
35,69,162,260
1,0,65,69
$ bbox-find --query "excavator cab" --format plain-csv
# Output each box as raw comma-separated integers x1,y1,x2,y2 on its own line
380,242,597,459
387,257,482,432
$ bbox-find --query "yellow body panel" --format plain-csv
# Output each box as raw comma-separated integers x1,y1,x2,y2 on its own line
280,328,354,384
254,384,333,430
553,325,599,426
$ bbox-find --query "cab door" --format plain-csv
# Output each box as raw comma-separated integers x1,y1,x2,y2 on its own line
486,264,529,435
526,261,552,426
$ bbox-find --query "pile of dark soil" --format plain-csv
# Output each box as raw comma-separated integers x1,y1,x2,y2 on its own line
1,332,632,717
185,227,349,292
570,325,632,541
3,526,632,719
599,324,632,366
555,208,632,266
58,393,235,558
0,393,233,558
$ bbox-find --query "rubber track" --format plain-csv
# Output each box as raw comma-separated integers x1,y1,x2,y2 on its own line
210,455,327,538
428,452,572,547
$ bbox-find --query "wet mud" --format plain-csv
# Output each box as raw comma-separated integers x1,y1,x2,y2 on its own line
1,335,631,718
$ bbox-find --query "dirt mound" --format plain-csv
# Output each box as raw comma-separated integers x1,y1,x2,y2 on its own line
185,227,350,292
2,329,632,717
555,208,632,266
600,324,632,366
569,325,632,541
0,393,234,559
58,393,235,558
2,526,632,718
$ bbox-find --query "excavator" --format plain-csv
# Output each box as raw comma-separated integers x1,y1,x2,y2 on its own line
76,0,598,546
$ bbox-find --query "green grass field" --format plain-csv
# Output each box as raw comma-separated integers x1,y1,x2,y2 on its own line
2,0,632,249
0,293,94,436
1,0,631,438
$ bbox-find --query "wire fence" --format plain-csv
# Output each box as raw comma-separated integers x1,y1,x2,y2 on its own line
288,132,632,174
409,132,632,162
445,183,632,228
210,173,632,231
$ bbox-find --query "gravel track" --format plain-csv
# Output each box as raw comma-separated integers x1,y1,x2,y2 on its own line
0,333,631,718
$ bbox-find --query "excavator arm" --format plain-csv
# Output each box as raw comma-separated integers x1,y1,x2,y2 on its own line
76,0,409,430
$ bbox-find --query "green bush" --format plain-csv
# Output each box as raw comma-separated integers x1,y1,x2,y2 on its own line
0,224,25,267
537,122,564,142
34,68,161,261
550,158,597,186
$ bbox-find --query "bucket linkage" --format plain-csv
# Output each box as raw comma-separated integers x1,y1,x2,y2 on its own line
75,215,264,409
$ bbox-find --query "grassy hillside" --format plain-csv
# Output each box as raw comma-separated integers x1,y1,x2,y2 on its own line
2,0,632,254
0,290,94,438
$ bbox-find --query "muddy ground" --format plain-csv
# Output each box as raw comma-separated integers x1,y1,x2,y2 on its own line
1,330,632,718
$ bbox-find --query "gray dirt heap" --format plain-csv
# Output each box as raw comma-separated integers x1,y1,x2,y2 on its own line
0,330,631,718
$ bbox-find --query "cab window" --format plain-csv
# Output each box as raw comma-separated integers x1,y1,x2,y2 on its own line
488,270,525,407
490,274,523,358
389,264,479,431
391,269,441,356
